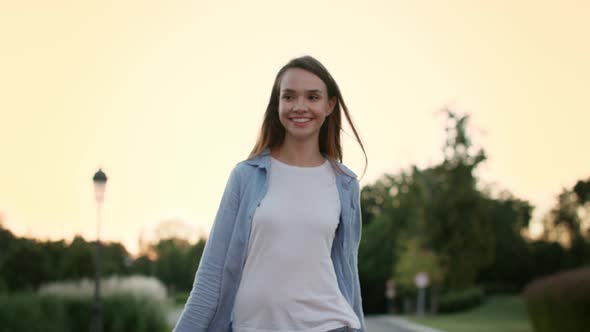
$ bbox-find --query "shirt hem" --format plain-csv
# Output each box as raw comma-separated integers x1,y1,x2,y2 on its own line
232,321,360,332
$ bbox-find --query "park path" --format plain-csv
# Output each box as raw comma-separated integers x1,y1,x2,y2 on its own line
366,315,443,332
166,309,441,332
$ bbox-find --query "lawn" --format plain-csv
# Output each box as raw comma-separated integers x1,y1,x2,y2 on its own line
406,295,533,332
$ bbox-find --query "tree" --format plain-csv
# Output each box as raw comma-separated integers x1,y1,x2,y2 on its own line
61,236,94,280
0,217,17,291
1,238,48,291
359,110,502,311
358,171,415,313
101,242,131,276
420,110,493,290
541,177,590,268
477,193,534,290
149,237,206,292
394,236,444,290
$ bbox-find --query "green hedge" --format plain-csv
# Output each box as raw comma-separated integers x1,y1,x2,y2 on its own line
0,294,69,332
524,266,590,332
438,287,484,313
0,293,167,332
480,282,520,295
174,291,190,305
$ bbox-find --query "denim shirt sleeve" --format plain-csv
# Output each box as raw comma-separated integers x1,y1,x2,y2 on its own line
351,179,367,331
173,166,241,332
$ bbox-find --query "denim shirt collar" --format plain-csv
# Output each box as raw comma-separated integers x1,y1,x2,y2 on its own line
245,147,357,186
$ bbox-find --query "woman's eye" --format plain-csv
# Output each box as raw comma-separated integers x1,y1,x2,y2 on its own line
282,95,293,100
309,95,319,100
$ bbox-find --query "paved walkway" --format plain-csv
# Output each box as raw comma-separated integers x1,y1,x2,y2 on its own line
366,315,443,332
167,309,441,332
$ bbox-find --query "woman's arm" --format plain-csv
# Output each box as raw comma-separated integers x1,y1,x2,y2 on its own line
173,166,241,332
351,179,366,331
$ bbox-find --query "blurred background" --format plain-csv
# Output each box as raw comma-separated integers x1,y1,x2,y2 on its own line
0,1,588,331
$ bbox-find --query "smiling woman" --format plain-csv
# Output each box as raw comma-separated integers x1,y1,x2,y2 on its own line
173,55,368,332
249,56,367,173
277,68,336,143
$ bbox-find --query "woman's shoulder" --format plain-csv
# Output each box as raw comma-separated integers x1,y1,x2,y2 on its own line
227,154,267,181
335,161,358,180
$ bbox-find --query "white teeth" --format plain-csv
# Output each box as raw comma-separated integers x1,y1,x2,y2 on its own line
291,118,311,123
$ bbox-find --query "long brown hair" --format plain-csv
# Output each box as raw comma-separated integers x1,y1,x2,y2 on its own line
248,55,367,178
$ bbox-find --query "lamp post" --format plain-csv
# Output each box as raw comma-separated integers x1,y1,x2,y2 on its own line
92,168,107,332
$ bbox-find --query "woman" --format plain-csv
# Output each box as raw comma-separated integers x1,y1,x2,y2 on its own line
174,55,368,332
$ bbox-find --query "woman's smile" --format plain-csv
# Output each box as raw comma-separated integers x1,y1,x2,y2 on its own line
290,117,313,127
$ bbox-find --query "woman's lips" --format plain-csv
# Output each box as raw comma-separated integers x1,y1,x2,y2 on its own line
290,117,312,127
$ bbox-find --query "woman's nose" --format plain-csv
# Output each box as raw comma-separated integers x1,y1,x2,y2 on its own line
293,97,308,111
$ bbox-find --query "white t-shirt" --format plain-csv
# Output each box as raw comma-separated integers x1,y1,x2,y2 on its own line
232,156,361,332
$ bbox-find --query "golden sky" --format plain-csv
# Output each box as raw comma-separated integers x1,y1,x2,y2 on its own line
1,0,588,254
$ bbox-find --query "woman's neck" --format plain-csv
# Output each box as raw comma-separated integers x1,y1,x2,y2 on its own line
271,140,325,167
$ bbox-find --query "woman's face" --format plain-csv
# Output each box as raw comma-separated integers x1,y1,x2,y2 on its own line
277,68,335,143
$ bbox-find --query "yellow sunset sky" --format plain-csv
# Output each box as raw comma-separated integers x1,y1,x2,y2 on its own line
1,1,588,255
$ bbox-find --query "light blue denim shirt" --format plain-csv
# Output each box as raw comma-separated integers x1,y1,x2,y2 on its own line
173,148,366,332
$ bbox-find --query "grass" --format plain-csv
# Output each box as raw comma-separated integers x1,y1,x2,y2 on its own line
406,295,533,332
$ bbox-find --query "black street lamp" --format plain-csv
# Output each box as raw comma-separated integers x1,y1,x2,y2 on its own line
92,168,107,332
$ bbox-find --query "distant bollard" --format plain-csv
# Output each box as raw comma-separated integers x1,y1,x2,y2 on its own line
414,272,430,316
385,279,396,313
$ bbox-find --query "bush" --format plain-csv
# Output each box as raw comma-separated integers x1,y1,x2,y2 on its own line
481,282,520,295
174,291,190,305
0,276,169,332
0,293,167,332
523,266,590,332
38,275,167,303
0,293,69,332
102,295,167,332
438,287,484,313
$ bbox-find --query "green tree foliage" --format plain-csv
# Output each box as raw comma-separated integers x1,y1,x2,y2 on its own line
129,255,154,276
60,236,95,280
358,215,396,313
359,110,537,312
39,240,68,282
541,177,590,268
394,236,444,289
0,215,208,293
101,242,131,276
0,217,16,261
133,237,207,293
424,110,493,290
151,238,191,292
1,239,47,291
477,194,534,290
0,225,135,292
529,240,568,278
0,218,16,292
358,171,415,312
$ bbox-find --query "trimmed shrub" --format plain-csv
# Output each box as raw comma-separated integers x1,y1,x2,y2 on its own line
0,293,69,332
38,275,167,303
481,282,520,295
0,276,169,332
102,295,167,332
174,291,190,305
524,266,590,332
0,293,167,332
438,287,484,313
